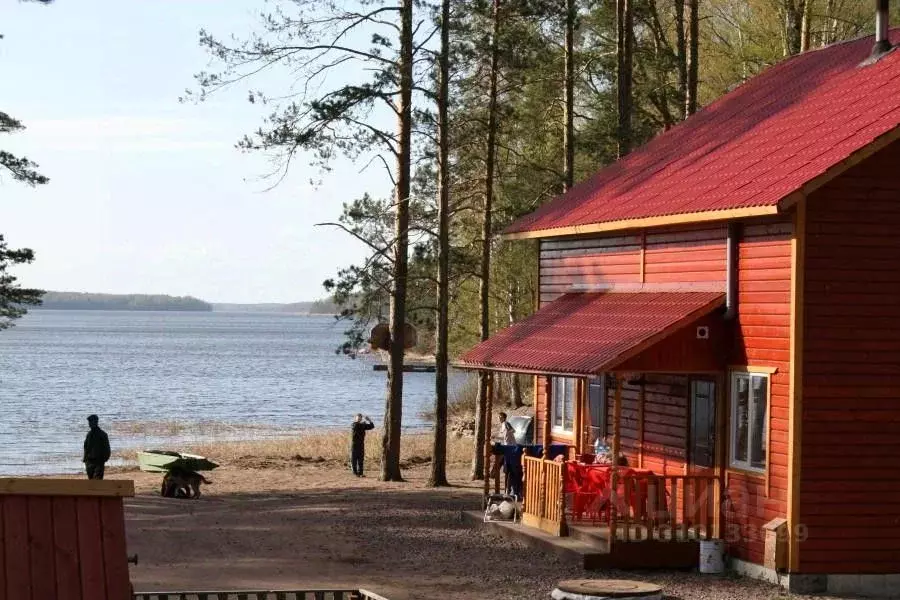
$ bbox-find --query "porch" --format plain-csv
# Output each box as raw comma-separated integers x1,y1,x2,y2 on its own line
458,290,730,569
478,455,721,569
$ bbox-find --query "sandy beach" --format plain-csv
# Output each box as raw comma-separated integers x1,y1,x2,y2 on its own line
67,435,848,600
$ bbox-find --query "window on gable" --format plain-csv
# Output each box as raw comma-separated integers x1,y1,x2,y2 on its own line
552,377,577,433
730,371,768,472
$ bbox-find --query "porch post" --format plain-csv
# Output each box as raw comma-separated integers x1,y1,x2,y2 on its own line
573,378,584,455
483,371,494,500
542,376,552,458
609,375,623,546
637,382,645,469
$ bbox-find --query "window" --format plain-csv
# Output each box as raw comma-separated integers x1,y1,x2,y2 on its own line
730,371,768,472
552,377,577,433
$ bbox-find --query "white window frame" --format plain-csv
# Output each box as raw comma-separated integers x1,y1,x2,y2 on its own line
552,377,577,434
729,371,769,473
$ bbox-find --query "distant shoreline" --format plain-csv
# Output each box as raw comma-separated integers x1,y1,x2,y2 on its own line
37,291,212,312
31,291,339,315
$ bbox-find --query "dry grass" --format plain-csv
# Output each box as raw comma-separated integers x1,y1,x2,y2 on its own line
122,430,474,466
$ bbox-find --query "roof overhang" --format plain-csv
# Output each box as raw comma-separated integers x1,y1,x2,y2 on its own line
502,206,779,241
455,290,726,376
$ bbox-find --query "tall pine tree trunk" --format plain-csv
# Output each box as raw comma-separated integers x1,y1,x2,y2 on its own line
676,0,688,119
383,0,414,482
685,0,699,117
800,0,812,51
563,0,576,190
472,0,502,481
822,0,837,46
616,0,634,157
429,0,451,488
507,284,523,409
785,0,804,55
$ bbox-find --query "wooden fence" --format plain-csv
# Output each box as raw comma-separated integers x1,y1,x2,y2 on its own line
133,590,390,600
522,456,567,536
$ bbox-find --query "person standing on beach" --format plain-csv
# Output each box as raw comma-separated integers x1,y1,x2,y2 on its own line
350,414,374,477
83,414,111,480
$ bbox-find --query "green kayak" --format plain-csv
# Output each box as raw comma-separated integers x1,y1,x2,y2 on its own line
137,450,219,473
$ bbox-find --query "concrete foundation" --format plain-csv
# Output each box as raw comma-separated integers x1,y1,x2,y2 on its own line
729,558,900,598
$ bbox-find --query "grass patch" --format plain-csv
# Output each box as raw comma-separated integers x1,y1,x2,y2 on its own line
118,430,474,466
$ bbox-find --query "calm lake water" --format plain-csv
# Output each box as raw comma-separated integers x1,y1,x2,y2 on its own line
0,310,468,475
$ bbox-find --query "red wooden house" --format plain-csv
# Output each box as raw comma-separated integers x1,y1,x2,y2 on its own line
460,22,900,597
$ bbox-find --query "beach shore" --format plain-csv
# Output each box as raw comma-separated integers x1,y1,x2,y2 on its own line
56,433,846,600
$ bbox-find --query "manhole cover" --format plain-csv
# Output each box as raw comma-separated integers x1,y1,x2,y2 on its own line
551,579,663,600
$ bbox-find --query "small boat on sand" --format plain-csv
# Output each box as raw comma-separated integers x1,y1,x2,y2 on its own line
137,450,218,473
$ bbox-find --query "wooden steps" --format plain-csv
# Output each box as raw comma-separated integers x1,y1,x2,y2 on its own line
463,512,700,570
462,511,611,569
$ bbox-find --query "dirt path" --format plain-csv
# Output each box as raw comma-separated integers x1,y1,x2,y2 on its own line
119,464,844,600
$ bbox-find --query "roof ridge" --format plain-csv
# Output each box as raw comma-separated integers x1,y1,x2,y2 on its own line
504,30,900,238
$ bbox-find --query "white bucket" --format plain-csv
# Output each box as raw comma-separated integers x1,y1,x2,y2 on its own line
699,539,725,574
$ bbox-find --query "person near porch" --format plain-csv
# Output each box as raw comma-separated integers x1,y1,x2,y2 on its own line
83,414,111,480
350,413,374,477
497,412,517,446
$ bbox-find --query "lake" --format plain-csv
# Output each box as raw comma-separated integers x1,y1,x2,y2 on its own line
0,310,469,475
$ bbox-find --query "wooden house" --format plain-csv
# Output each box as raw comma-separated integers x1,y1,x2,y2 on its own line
459,23,900,597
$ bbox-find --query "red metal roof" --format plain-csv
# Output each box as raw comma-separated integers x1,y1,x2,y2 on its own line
457,291,725,375
506,30,900,237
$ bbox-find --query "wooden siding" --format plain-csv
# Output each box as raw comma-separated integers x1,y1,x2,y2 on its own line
725,217,793,566
539,226,728,304
540,235,643,304
0,494,130,600
799,140,900,574
605,376,690,475
615,313,729,373
644,226,727,284
535,220,792,567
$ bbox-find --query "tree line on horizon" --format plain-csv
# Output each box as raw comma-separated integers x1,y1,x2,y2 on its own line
37,292,214,312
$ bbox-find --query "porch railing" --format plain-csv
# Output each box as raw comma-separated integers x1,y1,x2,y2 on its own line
519,459,720,544
522,456,567,536
133,590,390,600
615,474,720,543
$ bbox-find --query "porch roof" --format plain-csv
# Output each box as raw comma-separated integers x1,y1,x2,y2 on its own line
456,290,725,376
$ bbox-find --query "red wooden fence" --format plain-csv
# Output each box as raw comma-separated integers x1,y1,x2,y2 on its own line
0,478,134,600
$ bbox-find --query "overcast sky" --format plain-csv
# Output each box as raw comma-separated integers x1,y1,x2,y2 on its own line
1,0,388,304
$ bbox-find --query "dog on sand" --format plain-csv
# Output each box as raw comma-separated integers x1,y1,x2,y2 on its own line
161,468,211,499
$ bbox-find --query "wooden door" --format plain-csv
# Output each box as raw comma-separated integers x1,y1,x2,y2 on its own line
690,379,717,469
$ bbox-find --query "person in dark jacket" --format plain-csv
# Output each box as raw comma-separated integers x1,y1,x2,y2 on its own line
350,413,375,477
83,414,111,480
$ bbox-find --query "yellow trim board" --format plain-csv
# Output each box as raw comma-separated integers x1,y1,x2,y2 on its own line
503,206,780,240
728,365,779,375
787,198,807,573
0,478,135,497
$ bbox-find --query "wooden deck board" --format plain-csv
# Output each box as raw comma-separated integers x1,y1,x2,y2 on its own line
463,511,700,570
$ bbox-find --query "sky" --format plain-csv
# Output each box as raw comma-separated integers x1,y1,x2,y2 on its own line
1,0,390,304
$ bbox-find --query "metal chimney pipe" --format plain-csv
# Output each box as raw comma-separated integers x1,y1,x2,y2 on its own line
873,0,892,56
